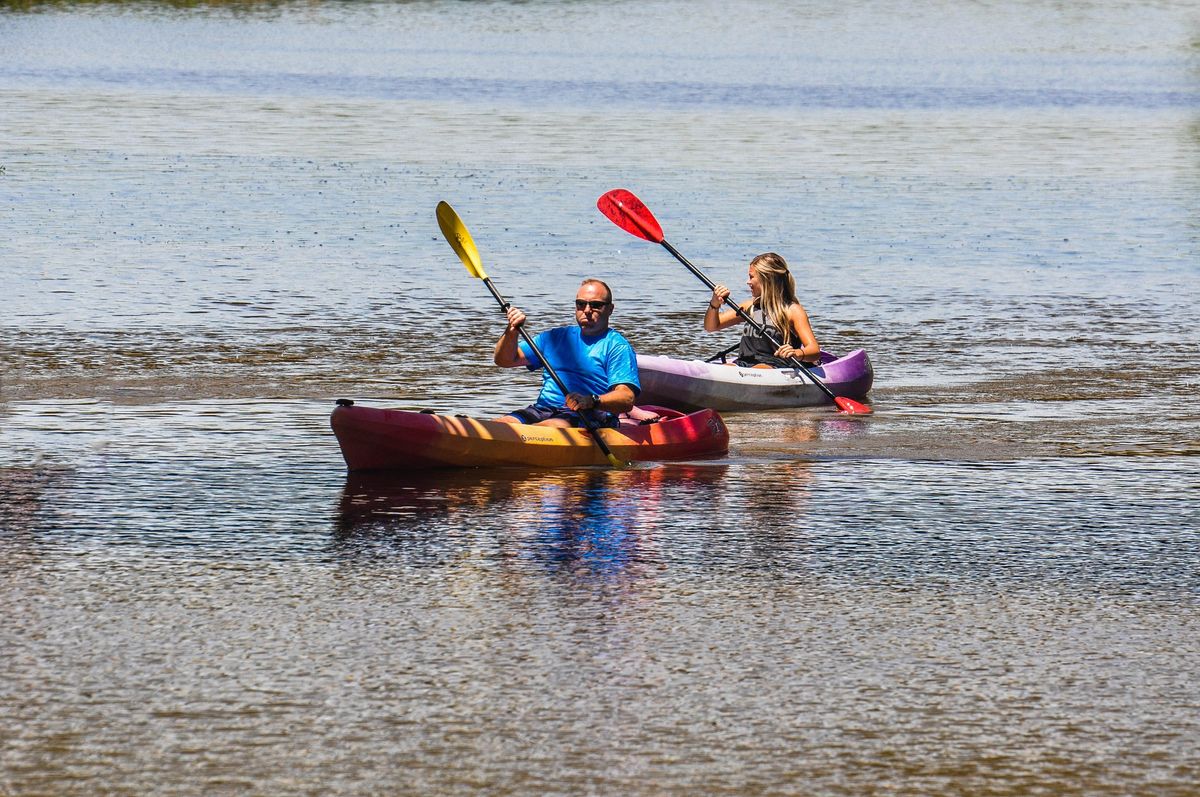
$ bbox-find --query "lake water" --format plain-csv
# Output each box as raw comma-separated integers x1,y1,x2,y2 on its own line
2,1,1199,794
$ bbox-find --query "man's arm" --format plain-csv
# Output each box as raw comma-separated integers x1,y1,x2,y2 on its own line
564,384,635,414
494,306,531,368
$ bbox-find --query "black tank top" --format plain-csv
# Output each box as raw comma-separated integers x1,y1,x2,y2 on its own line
737,307,791,367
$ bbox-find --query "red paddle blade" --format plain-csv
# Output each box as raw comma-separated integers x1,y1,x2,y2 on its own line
834,396,873,415
597,189,664,243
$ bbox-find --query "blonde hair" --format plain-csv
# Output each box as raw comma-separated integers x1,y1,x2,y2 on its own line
750,253,799,344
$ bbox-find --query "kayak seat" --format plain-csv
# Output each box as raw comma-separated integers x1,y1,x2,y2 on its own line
619,415,661,427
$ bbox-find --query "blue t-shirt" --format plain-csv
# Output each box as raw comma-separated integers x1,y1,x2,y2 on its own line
519,326,640,409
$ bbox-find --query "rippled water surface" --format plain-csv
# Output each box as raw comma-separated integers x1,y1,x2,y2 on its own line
2,1,1200,794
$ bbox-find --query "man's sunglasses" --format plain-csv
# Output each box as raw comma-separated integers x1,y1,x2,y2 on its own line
574,299,610,311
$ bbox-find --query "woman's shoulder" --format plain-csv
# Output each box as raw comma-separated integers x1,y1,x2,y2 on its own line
787,300,810,316
785,301,814,332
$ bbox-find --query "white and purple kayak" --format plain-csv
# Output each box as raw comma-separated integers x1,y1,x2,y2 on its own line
635,349,873,412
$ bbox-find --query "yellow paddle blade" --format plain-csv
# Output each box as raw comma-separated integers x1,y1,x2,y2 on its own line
436,201,487,280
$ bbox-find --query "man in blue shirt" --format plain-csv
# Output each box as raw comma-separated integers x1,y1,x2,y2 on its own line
493,278,639,428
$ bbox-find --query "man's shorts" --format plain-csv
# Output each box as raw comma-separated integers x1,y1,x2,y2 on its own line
508,404,619,429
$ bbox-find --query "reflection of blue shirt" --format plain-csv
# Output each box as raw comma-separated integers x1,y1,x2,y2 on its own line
519,326,640,409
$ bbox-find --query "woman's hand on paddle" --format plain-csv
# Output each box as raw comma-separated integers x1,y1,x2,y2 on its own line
505,306,526,332
704,285,736,332
774,343,805,361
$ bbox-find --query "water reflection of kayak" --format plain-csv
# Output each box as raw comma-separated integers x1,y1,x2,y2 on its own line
635,349,873,412
333,462,731,538
330,402,728,470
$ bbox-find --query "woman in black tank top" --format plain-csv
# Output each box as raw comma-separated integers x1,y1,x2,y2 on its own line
702,252,820,368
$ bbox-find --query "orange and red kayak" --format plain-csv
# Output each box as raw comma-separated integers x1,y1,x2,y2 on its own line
330,401,728,470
